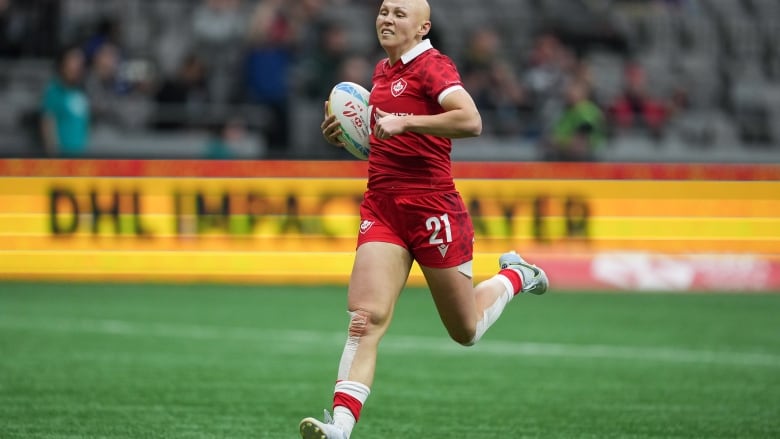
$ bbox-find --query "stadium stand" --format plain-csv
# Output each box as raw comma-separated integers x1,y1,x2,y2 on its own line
0,0,777,162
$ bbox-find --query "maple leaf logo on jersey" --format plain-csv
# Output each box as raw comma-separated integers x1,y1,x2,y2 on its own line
359,220,375,234
391,78,407,97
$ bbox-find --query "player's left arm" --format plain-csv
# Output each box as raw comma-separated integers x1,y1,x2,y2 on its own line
374,88,483,139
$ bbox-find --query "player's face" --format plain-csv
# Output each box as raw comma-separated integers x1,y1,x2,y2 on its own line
376,0,430,57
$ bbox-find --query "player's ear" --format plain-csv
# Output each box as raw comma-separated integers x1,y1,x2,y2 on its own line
418,20,431,37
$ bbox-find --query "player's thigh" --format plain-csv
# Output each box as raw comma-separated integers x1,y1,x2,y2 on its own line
347,241,414,326
420,264,478,336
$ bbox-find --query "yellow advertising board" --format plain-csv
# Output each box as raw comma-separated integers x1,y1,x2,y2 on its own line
0,177,779,252
1,160,779,285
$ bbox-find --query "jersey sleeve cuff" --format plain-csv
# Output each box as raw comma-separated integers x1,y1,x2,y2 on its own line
437,85,464,105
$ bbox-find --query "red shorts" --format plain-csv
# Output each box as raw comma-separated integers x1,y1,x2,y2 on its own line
357,190,474,269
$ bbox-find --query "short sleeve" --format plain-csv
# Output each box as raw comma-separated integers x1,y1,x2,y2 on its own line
421,54,464,104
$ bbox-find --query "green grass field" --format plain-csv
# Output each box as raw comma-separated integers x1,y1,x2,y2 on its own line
1,282,779,438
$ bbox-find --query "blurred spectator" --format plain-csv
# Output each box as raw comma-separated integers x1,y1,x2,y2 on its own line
84,42,129,128
191,0,247,103
285,0,328,52
204,116,246,159
607,62,669,139
82,17,122,65
336,54,372,88
299,20,351,100
461,28,501,108
542,79,605,161
485,59,528,136
461,29,527,136
521,32,578,138
152,53,210,131
242,0,296,154
39,45,90,157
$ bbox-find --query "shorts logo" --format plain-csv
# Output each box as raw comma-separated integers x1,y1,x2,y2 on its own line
359,220,375,234
391,78,407,97
437,244,449,257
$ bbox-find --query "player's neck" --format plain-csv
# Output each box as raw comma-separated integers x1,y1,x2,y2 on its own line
384,41,419,66
385,49,404,66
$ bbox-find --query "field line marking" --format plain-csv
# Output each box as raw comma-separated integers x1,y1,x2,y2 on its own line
1,317,778,367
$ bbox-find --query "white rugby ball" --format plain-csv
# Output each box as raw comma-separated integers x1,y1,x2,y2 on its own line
328,81,371,160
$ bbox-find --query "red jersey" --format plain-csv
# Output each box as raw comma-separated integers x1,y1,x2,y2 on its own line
368,40,465,193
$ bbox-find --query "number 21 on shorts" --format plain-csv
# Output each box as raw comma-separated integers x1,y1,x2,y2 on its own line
426,213,452,245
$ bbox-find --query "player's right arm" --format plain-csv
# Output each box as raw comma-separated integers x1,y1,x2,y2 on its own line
373,88,482,140
321,101,346,148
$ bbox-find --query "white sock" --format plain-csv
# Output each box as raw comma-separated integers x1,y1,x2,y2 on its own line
333,380,370,438
468,274,515,345
333,406,355,438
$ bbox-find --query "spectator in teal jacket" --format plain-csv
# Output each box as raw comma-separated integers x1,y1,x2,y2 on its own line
40,45,90,157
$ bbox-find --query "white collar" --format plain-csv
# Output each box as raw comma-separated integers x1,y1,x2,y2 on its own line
400,39,433,64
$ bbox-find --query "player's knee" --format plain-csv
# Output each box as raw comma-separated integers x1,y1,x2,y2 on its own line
348,306,394,338
447,325,477,347
347,309,371,337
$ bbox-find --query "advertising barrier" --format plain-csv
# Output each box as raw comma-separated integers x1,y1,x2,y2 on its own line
1,159,779,291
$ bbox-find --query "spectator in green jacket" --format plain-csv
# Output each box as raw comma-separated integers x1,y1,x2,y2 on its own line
542,79,604,161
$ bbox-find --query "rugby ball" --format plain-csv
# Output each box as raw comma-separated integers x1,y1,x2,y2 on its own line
327,81,371,160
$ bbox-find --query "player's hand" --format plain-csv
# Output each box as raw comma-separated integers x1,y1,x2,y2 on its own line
321,101,345,148
373,108,405,140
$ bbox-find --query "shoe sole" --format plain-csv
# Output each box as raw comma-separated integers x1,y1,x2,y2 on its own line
299,418,328,439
